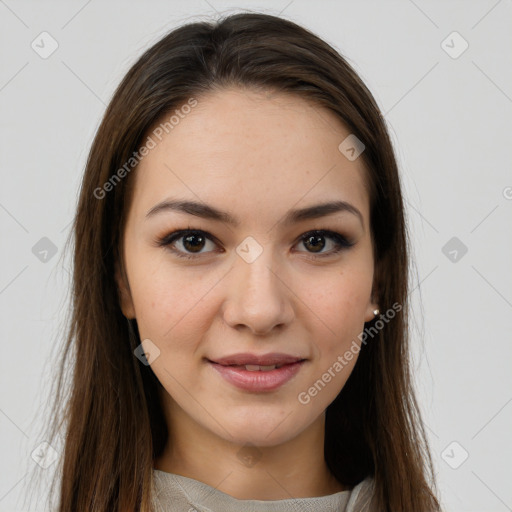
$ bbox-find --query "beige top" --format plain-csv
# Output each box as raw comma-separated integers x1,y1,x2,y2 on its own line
151,469,375,512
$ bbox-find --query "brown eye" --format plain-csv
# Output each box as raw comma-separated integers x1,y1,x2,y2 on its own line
302,233,326,253
182,233,206,253
157,229,219,259
296,230,355,257
157,228,354,261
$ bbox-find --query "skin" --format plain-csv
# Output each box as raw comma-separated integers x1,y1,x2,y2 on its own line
116,87,379,500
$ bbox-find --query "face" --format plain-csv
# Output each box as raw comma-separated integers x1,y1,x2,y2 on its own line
117,87,378,448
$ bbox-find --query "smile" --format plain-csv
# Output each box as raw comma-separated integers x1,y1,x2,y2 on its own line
207,360,306,392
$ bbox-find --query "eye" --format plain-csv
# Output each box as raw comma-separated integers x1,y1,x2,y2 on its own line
155,228,355,260
155,229,219,260
293,230,355,257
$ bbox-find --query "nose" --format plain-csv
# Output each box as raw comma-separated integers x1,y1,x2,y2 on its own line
221,247,295,336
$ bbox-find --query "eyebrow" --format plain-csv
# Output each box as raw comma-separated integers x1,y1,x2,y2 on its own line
146,198,364,228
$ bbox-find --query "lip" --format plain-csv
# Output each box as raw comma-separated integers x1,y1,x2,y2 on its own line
209,352,305,366
207,355,306,392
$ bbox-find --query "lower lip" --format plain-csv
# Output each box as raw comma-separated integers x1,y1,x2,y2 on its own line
209,361,305,392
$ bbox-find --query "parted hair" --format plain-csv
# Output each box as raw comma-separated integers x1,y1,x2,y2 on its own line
45,12,441,511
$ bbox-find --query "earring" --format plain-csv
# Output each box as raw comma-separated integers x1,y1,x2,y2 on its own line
373,309,380,316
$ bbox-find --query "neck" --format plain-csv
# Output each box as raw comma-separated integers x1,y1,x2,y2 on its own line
153,394,346,500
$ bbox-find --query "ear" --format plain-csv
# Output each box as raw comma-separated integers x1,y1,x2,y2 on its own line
115,262,136,319
364,295,380,323
364,259,381,323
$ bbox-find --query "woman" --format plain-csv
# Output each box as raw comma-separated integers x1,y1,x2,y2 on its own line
47,12,442,511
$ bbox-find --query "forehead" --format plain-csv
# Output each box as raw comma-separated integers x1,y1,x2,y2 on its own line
129,87,370,228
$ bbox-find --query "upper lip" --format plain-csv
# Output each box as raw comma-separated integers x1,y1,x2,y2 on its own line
208,353,306,366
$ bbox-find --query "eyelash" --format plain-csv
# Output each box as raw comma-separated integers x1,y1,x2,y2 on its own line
155,227,355,260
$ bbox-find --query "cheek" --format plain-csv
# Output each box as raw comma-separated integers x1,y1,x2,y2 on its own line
300,266,372,340
127,253,220,351
295,272,369,409
127,238,373,352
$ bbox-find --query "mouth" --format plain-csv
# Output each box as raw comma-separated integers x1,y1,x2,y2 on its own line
208,353,306,367
206,355,307,392
208,362,300,371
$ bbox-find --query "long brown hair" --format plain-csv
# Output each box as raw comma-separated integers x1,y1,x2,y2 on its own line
45,12,441,511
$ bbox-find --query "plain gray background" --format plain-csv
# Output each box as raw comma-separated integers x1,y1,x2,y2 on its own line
1,1,511,511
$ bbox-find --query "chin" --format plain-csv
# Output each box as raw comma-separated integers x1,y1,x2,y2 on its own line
212,412,306,448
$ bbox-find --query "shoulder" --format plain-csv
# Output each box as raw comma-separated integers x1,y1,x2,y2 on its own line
150,470,187,512
150,469,378,512
345,475,377,512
